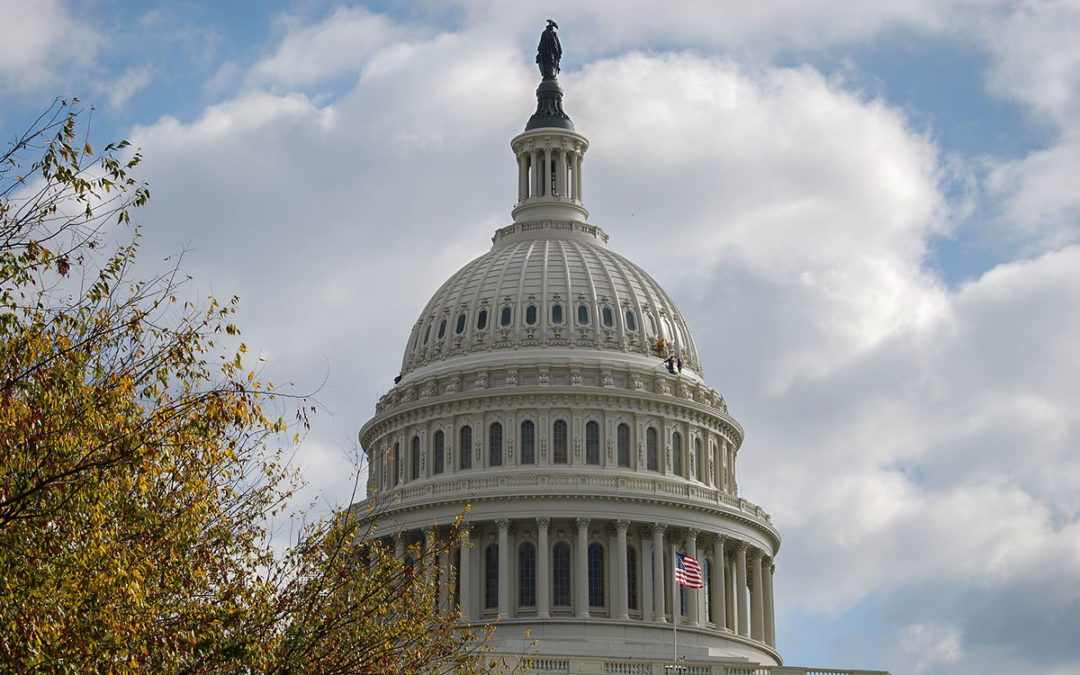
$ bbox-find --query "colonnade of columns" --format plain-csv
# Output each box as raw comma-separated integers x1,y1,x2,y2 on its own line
390,517,777,650
516,143,583,203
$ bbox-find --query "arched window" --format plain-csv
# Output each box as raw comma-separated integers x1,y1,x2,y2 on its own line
438,318,447,339
602,306,614,327
525,305,537,325
672,431,683,476
459,425,472,470
625,310,637,331
519,543,536,607
617,423,631,467
585,421,600,465
455,313,467,334
489,422,503,466
695,437,703,481
553,543,571,606
551,304,563,325
392,442,400,486
553,420,568,464
500,306,512,327
485,544,499,609
477,309,488,330
423,324,431,343
627,546,638,611
646,427,658,471
577,304,589,325
520,420,535,464
588,543,605,607
433,430,444,475
411,435,421,480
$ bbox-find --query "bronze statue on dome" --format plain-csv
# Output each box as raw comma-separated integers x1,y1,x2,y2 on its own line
537,19,562,80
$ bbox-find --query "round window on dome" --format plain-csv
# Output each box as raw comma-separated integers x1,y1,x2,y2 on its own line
551,304,563,325
625,310,637,331
526,305,537,325
438,319,447,339
501,306,512,327
577,304,589,325
477,309,488,330
455,313,467,335
602,307,613,327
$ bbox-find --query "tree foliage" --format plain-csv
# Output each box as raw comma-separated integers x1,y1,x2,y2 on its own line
0,100,497,674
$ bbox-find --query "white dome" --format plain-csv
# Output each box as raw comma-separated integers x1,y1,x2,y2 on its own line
400,219,702,379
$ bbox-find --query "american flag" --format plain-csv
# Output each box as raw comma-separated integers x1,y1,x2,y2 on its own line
674,552,704,589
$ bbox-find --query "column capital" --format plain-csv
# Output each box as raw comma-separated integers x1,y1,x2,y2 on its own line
651,523,667,536
749,547,763,561
535,516,550,529
615,519,631,532
575,517,590,531
686,527,699,542
734,539,748,553
495,518,511,531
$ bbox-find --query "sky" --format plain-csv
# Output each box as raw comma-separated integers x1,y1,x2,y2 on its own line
3,1,1079,673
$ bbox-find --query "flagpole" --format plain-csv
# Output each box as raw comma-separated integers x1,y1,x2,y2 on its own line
672,550,677,663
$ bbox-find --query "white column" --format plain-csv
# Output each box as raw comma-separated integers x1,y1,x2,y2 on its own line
615,520,630,620
575,517,590,618
517,154,528,202
574,152,582,201
686,529,700,628
651,524,667,623
735,541,748,637
497,519,511,619
531,149,541,197
459,528,474,621
543,147,552,197
750,549,765,641
764,560,776,647
537,517,551,619
422,528,435,587
395,534,406,561
711,536,727,631
555,149,567,197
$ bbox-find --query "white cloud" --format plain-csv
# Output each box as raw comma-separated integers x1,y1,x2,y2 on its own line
108,66,152,110
249,6,429,88
0,0,100,92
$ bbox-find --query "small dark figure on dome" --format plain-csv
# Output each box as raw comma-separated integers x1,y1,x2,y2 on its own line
676,357,683,373
537,19,562,80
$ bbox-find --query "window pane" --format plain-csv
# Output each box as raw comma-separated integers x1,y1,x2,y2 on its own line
617,423,630,467
519,543,536,606
477,309,488,330
672,432,682,476
553,420,568,464
459,426,472,470
602,306,613,327
423,324,431,343
586,421,600,465
552,304,563,324
588,544,604,607
521,420,535,464
577,304,589,325
438,319,447,339
489,422,503,466
392,442,400,486
625,310,637,331
627,547,638,610
646,428,658,471
553,543,571,606
455,313,467,334
485,545,499,609
695,438,703,481
411,436,421,480
526,305,537,325
433,430,444,474
501,306,512,326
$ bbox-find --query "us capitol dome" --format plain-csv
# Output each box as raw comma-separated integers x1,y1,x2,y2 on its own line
354,22,883,675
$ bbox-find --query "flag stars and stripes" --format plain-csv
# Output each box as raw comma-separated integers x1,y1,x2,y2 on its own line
674,552,704,589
